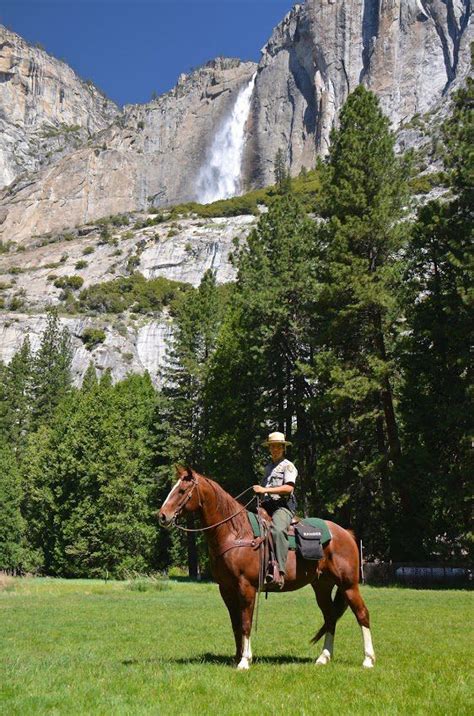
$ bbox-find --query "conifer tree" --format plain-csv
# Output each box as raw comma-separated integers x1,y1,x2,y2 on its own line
0,439,26,572
398,79,473,558
31,308,72,429
311,86,409,555
206,194,316,508
159,270,225,576
0,338,33,453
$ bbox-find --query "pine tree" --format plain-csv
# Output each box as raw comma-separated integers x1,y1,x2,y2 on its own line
22,374,160,577
274,148,291,194
159,270,226,576
31,308,72,429
206,194,317,508
309,86,410,556
0,439,26,572
0,338,33,453
398,79,473,559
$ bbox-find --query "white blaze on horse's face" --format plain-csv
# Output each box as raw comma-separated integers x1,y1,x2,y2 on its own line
159,479,183,527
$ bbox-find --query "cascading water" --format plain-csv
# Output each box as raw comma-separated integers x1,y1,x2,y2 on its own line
196,73,256,204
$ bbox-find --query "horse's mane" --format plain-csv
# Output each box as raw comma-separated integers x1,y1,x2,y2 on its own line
198,473,252,536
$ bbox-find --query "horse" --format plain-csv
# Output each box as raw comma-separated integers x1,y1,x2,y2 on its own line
158,466,375,670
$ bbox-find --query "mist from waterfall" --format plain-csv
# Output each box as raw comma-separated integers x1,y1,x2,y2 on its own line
196,73,256,204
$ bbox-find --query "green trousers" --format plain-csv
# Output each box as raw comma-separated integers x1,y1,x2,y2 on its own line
270,507,293,576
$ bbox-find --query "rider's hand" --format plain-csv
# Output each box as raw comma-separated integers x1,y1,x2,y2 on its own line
253,485,266,494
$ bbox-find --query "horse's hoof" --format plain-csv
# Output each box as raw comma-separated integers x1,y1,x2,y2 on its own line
236,658,250,670
316,652,331,666
363,656,375,668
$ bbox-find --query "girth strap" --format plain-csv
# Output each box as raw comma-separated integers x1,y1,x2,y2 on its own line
216,536,264,557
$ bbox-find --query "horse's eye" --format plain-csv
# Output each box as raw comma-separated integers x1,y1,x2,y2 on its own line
178,488,186,495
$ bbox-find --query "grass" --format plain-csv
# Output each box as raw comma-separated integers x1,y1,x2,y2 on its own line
0,579,472,715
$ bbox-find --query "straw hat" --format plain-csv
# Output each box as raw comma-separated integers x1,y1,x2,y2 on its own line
262,431,292,447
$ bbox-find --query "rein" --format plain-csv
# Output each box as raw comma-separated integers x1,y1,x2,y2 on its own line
173,484,257,533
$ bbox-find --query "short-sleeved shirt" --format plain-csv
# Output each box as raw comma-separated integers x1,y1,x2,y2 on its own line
261,458,297,501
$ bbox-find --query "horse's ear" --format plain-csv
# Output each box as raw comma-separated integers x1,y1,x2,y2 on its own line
175,464,187,478
183,465,195,481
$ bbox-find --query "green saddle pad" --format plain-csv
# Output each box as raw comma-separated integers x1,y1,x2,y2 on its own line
247,512,332,547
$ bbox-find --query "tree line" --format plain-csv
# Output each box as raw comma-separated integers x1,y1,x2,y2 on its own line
0,84,471,576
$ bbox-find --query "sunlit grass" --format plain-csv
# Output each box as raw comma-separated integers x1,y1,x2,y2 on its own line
1,579,472,715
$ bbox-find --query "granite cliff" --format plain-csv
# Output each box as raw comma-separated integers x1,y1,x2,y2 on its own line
245,0,472,185
0,25,119,188
0,1,471,244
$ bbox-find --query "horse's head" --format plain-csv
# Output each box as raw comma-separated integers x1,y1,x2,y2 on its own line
158,465,201,527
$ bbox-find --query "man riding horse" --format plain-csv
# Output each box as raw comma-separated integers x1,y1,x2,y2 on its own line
253,431,297,589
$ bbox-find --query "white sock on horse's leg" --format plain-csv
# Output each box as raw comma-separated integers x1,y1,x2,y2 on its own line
361,626,375,668
316,631,334,665
237,636,252,670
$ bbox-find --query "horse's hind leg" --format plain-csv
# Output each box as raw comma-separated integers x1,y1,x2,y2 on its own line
344,585,375,668
311,581,347,665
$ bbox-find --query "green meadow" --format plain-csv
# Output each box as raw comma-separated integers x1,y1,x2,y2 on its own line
0,578,472,715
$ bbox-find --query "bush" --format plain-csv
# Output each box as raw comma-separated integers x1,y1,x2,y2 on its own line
82,246,95,256
75,260,88,270
78,273,190,315
81,327,106,350
54,275,84,291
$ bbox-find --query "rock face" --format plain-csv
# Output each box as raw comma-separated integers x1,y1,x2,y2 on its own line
0,25,119,188
0,212,256,383
0,55,257,244
245,0,472,186
0,1,472,243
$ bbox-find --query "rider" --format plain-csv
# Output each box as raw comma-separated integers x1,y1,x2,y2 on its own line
253,431,297,588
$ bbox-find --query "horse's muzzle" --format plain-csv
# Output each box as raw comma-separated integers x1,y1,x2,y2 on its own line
158,511,172,528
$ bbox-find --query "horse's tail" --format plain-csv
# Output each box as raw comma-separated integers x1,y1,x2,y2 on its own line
310,587,348,644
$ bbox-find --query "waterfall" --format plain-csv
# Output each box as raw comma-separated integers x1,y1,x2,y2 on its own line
196,73,256,204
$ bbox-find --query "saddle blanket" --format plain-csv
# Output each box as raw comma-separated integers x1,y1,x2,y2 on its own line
247,511,332,548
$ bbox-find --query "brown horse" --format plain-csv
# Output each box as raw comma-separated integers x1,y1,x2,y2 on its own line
158,466,375,670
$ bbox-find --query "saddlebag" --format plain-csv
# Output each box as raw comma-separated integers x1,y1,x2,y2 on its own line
294,521,324,561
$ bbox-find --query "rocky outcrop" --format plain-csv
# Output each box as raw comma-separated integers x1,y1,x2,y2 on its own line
0,311,174,386
0,57,257,244
0,25,119,188
0,212,256,383
245,0,472,186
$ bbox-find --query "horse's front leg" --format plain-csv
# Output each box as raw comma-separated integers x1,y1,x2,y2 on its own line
219,584,242,663
236,579,256,671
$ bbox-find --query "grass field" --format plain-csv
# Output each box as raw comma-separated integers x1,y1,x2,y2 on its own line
0,578,472,715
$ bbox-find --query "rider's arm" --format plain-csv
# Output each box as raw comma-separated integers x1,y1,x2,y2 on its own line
253,483,294,496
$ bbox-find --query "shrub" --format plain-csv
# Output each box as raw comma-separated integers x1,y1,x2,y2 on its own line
81,327,106,350
78,273,190,315
54,275,84,291
75,260,88,270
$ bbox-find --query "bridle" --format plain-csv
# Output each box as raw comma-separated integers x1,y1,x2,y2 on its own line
165,475,256,533
167,474,202,525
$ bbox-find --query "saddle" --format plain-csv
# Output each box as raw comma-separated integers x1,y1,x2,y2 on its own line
216,510,330,589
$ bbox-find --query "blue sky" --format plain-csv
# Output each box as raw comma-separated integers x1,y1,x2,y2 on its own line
1,1,295,107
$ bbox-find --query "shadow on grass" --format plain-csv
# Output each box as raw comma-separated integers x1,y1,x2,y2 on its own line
122,653,314,667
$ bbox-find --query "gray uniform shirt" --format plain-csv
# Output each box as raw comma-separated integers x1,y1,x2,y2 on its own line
262,458,298,501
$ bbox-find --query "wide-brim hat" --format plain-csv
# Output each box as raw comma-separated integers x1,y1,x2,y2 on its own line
262,431,292,446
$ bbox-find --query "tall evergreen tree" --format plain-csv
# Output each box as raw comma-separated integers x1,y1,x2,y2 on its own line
0,338,33,453
0,439,26,572
31,308,72,429
158,270,226,576
398,78,473,558
309,86,410,556
206,194,316,507
22,374,160,577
